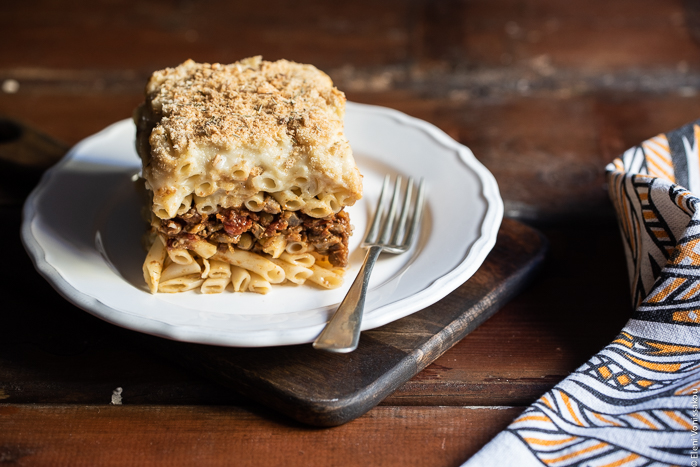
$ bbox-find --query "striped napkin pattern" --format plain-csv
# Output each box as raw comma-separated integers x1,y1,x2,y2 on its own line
465,121,700,467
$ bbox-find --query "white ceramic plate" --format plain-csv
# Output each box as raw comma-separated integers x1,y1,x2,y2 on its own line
21,102,503,347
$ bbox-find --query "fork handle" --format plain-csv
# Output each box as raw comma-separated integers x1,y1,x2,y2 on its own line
312,245,383,353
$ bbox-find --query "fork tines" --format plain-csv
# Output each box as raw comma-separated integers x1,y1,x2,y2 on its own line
362,175,425,253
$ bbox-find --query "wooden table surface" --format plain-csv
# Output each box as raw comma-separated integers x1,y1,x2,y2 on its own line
1,0,696,465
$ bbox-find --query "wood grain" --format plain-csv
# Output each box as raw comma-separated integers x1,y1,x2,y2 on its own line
0,404,523,467
1,0,697,71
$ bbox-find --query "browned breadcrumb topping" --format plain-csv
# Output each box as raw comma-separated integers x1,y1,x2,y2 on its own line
135,56,348,175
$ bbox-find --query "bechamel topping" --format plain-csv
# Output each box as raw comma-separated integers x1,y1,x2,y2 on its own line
145,56,346,162
136,57,362,219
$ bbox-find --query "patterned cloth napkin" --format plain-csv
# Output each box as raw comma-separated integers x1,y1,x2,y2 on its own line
464,121,700,467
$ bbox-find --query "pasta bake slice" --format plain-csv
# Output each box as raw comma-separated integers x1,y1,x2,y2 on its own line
135,57,363,294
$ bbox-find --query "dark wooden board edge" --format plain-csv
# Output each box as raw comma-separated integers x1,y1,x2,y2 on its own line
0,116,68,206
144,218,547,426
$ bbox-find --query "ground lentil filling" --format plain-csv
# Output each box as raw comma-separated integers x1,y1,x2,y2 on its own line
157,198,352,267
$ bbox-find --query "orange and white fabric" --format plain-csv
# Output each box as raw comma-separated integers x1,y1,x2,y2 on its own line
465,121,700,466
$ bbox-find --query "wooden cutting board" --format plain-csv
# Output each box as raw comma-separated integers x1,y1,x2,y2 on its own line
144,217,546,426
4,117,547,427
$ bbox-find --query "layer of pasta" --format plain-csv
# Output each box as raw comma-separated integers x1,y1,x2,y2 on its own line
135,57,363,294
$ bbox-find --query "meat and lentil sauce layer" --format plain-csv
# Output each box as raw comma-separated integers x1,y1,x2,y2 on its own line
157,196,352,267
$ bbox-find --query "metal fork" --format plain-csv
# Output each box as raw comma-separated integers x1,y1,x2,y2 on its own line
313,175,426,353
